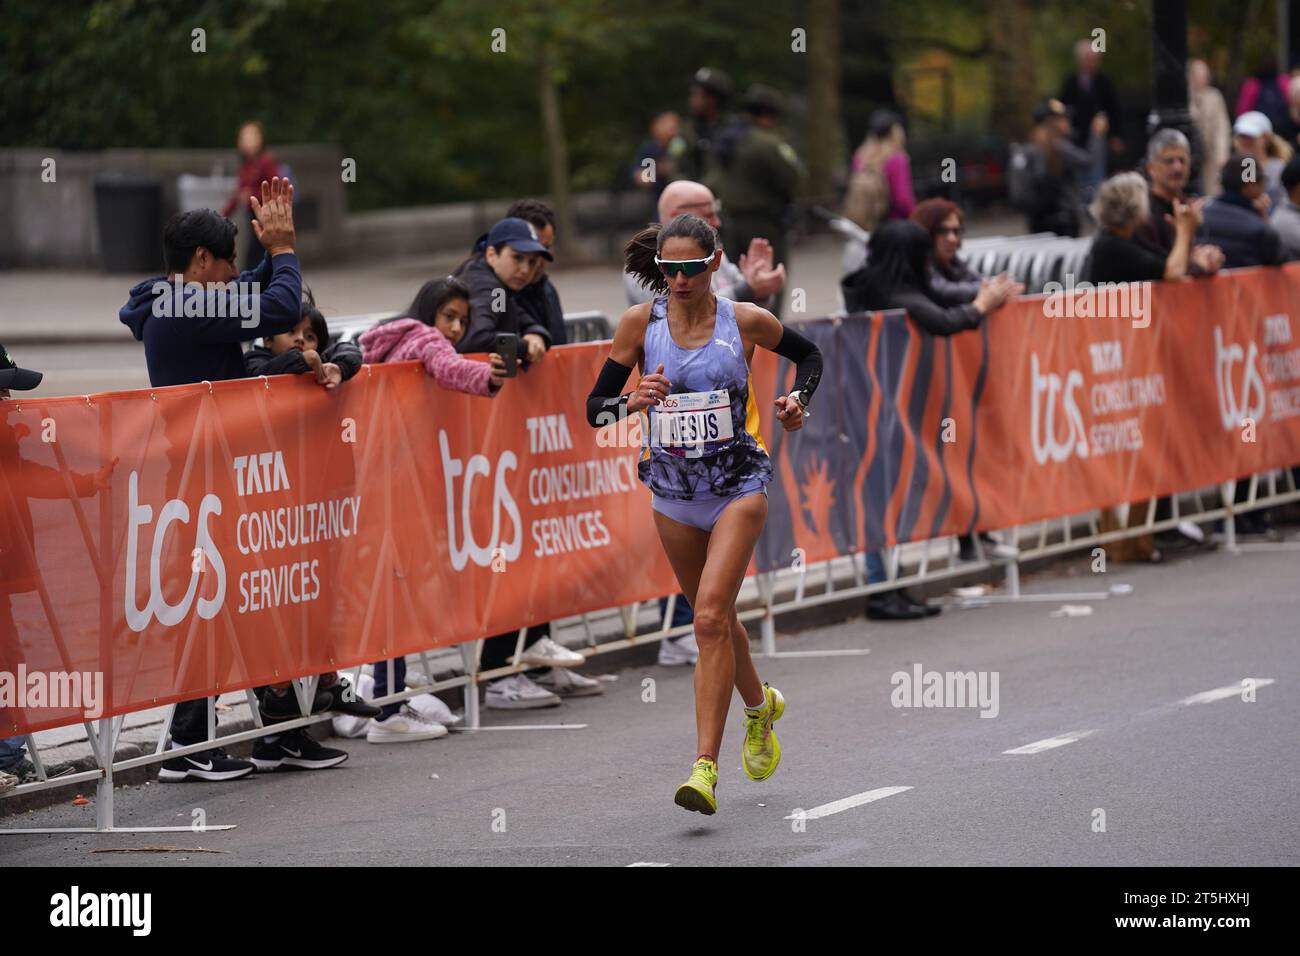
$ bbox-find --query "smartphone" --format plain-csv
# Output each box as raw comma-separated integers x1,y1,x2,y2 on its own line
494,332,519,378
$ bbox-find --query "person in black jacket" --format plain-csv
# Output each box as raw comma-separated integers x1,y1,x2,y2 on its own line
506,199,567,347
851,221,1020,620
455,218,553,361
245,303,363,386
1201,153,1288,268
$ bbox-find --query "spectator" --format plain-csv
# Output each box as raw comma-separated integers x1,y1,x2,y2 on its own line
844,109,915,230
709,85,804,278
1189,59,1232,197
1085,171,1199,283
681,66,732,182
847,221,1020,619
245,303,363,386
1201,154,1287,268
0,346,114,787
359,277,524,727
633,110,688,208
506,199,566,348
1275,75,1300,148
1234,61,1290,129
910,198,982,302
1059,39,1119,190
625,179,785,310
118,178,351,781
1232,111,1288,212
1133,128,1224,276
221,121,283,270
242,305,382,768
1270,157,1300,259
495,200,609,697
1023,98,1105,237
455,217,553,360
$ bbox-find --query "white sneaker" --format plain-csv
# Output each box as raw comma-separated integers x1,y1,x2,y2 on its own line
0,770,16,794
516,636,585,668
332,672,376,738
408,692,463,726
366,704,449,743
658,632,699,666
485,674,562,710
533,668,604,698
1176,520,1205,543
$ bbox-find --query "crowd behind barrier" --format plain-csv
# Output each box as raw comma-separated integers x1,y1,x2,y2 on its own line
4,265,1300,749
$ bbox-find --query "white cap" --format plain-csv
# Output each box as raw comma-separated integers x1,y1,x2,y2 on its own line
1233,110,1273,138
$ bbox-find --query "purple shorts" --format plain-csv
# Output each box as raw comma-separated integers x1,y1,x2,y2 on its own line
650,481,768,532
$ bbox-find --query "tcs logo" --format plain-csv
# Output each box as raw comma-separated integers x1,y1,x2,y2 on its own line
438,430,521,571
1214,326,1265,431
1030,352,1088,465
125,471,226,632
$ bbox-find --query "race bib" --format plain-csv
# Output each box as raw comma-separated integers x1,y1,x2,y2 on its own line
656,389,733,447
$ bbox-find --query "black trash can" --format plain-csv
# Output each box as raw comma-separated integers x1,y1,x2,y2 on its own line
94,172,163,273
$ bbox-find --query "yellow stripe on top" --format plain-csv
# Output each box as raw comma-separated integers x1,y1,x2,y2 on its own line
639,408,651,461
744,372,769,457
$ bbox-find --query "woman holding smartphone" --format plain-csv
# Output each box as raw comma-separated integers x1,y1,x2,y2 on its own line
587,214,823,815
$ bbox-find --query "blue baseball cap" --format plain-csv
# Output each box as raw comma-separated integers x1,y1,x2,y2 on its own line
486,217,553,260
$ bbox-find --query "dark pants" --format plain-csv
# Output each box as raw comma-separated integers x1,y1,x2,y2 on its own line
480,623,548,674
371,657,406,720
170,698,214,746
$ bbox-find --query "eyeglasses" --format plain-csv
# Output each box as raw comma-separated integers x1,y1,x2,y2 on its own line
655,255,714,278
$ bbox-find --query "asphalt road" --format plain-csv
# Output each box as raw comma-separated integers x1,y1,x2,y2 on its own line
3,542,1296,866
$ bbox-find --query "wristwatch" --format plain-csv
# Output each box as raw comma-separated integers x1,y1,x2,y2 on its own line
787,390,810,416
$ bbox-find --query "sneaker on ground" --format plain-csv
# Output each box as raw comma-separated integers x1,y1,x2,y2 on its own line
516,636,585,668
157,747,255,783
323,677,383,718
0,770,16,793
484,674,562,710
533,667,604,698
251,728,349,772
366,704,449,743
658,632,699,667
1176,520,1205,543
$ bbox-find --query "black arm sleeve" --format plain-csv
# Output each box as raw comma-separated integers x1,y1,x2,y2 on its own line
586,357,634,428
772,324,823,403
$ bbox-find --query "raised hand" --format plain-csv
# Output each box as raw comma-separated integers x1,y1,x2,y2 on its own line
249,176,296,256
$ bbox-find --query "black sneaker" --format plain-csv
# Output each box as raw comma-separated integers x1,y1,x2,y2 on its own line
865,591,927,621
260,687,333,724
158,747,255,783
250,729,348,772
900,589,942,617
323,677,382,718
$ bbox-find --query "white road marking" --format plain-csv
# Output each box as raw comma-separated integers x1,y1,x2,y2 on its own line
1003,730,1096,755
1181,679,1274,706
448,724,588,732
627,861,671,867
784,786,912,820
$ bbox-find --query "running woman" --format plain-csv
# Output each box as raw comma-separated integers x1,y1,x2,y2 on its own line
586,213,823,814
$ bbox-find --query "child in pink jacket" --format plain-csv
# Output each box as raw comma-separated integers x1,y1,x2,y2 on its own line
359,276,507,396
357,275,507,743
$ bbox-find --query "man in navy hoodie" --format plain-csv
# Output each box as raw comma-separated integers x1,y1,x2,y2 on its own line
119,177,340,782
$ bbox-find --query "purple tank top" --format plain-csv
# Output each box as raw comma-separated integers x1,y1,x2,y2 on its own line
637,295,772,500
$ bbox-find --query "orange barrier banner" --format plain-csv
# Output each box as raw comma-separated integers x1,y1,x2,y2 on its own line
3,265,1300,734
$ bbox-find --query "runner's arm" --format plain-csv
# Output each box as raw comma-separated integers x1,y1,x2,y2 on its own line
586,304,648,428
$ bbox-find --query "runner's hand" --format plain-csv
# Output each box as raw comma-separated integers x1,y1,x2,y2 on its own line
774,395,805,431
628,363,671,413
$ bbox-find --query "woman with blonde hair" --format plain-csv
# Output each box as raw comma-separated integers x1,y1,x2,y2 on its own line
843,110,915,230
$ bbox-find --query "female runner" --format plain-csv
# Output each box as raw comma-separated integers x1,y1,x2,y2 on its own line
586,213,823,814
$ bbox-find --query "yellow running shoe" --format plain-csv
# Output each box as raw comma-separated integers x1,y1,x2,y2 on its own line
673,757,719,814
742,683,785,781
